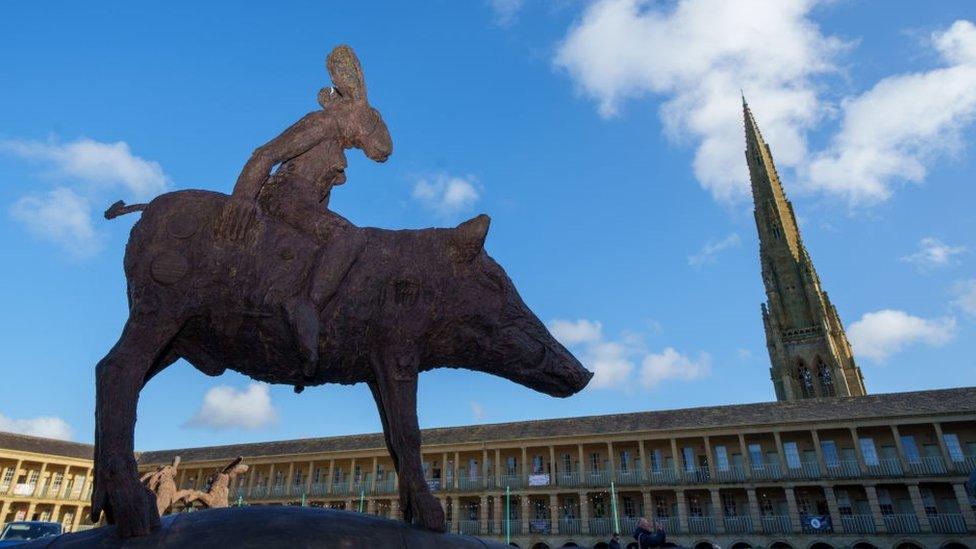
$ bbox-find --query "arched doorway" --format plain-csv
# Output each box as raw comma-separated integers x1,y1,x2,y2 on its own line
730,543,754,549
809,543,834,549
770,542,794,549
560,544,579,548
894,543,924,549
594,543,610,549
694,542,716,549
941,543,970,549
530,544,550,549
852,543,879,549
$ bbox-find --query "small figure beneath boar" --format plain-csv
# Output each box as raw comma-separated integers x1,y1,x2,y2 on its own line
93,44,591,538
177,457,249,510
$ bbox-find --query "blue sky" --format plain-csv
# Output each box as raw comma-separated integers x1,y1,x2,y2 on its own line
1,0,975,450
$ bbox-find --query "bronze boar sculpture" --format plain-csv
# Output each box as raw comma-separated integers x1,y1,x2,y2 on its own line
91,45,592,538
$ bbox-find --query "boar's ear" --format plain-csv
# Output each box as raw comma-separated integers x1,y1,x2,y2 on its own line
450,214,490,263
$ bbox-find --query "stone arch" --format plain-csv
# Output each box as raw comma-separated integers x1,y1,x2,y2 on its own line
892,541,925,549
730,542,754,549
808,542,834,549
694,542,716,549
940,543,970,549
796,359,814,398
560,544,580,548
770,542,795,549
530,544,550,549
852,542,879,549
626,543,639,549
593,543,610,549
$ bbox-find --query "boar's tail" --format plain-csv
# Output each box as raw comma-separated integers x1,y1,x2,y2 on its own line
104,200,148,220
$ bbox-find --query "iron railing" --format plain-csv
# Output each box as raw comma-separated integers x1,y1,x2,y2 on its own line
840,514,876,533
558,518,582,535
687,516,716,534
713,465,746,483
750,462,782,481
883,513,920,534
825,459,861,478
929,513,967,534
724,515,753,534
906,456,948,476
784,460,822,479
863,458,903,477
588,517,611,535
761,515,792,534
458,520,481,535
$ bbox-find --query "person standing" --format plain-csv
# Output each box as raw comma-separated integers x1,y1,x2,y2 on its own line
633,517,666,549
608,531,622,549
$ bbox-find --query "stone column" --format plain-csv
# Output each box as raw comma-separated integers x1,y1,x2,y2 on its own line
493,493,502,535
746,489,761,534
821,485,844,534
849,428,867,473
675,490,688,534
738,434,753,480
71,504,83,531
8,460,23,495
453,451,460,490
391,498,400,520
494,449,502,488
579,492,590,534
304,460,315,495
482,449,489,489
709,488,725,534
267,463,276,497
784,487,801,532
285,462,295,496
441,452,449,492
864,485,888,534
480,495,489,533
890,425,910,471
952,482,976,531
549,494,559,534
933,423,953,471
520,493,530,534
641,490,653,521
521,447,528,486
703,435,717,480
810,430,828,474
906,483,931,532
245,463,256,497
35,464,48,497
326,460,335,494
638,440,648,482
772,431,789,473
25,503,36,521
371,457,379,493
670,439,681,475
577,444,585,482
0,499,11,528
549,446,557,486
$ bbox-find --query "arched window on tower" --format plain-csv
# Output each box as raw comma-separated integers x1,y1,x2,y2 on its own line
796,360,814,398
817,358,836,397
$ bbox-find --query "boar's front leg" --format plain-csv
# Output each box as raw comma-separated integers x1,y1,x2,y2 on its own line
368,369,445,532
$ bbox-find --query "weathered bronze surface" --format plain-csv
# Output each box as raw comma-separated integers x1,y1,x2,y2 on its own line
22,506,511,548
92,45,591,539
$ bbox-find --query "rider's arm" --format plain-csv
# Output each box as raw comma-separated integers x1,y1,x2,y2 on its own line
231,110,334,199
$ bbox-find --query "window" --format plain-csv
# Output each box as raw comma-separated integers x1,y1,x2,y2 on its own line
714,445,730,472
590,452,601,473
654,496,670,518
506,456,518,476
293,468,303,486
650,449,663,471
920,487,938,516
688,495,703,517
682,447,696,472
377,464,385,482
721,493,737,517
836,489,852,516
748,443,764,468
859,438,879,466
333,467,344,484
353,465,362,483
561,496,577,518
49,473,63,496
623,496,636,517
562,453,572,474
943,433,965,462
900,435,921,463
313,467,321,483
274,470,283,486
0,467,14,491
784,441,801,469
821,440,840,467
534,498,547,519
817,358,835,397
532,455,544,474
877,488,894,515
468,459,478,479
758,492,774,515
592,495,606,518
619,450,631,472
797,361,814,398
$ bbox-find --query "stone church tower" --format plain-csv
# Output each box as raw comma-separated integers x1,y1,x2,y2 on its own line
743,98,867,401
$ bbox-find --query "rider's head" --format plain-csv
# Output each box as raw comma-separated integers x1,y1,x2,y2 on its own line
317,45,393,164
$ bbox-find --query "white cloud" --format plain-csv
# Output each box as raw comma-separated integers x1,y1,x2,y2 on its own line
548,318,604,346
487,0,523,26
554,0,842,202
688,233,740,267
848,309,956,361
549,317,709,390
470,401,486,420
806,20,976,204
0,413,72,440
952,279,976,316
184,383,278,430
412,172,481,216
10,187,99,257
901,237,967,270
555,3,976,206
1,137,169,200
640,347,711,388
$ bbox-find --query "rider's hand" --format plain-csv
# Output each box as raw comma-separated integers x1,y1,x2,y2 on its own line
216,196,258,241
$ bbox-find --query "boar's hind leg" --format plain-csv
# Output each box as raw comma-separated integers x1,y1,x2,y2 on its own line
92,315,181,538
368,374,446,532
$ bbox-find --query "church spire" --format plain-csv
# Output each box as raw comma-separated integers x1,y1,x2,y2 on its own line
743,99,867,401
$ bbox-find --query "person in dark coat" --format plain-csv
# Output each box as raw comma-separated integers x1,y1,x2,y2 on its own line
633,517,666,549
608,532,622,549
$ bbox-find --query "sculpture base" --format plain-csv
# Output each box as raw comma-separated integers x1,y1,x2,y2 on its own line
22,506,509,548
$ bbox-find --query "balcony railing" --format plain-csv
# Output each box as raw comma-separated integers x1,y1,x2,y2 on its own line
906,456,948,476
499,474,523,490
457,475,483,492
656,516,681,534
268,484,287,497
585,470,611,487
528,518,552,534
687,516,716,534
863,458,902,477
503,519,522,536
929,513,967,534
841,514,876,534
307,482,328,497
556,471,582,487
883,513,920,534
458,520,481,536
750,462,782,481
330,480,350,496
680,467,710,484
825,459,861,479
784,460,822,479
761,515,792,534
558,518,582,535
615,468,642,486
956,454,976,473
724,515,753,534
619,517,639,533
646,467,680,485
713,465,746,483
373,477,396,495
588,517,611,535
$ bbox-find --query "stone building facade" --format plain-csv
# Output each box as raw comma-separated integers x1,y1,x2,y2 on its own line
745,99,867,402
128,387,976,549
0,432,95,532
